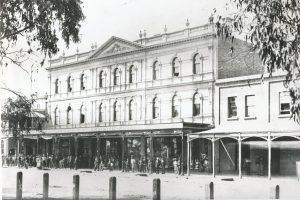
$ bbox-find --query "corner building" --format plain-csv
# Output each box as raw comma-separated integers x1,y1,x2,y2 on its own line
40,22,218,171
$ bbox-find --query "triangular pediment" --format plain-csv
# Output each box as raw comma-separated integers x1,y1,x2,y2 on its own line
89,36,143,58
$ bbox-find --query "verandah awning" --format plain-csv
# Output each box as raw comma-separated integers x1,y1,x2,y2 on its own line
188,124,300,142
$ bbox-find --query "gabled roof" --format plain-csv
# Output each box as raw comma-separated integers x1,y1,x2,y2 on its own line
88,36,144,59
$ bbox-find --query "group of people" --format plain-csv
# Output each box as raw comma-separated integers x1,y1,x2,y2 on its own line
3,153,184,175
190,153,210,172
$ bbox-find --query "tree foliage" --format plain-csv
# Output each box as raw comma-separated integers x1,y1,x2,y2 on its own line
213,0,300,123
1,96,48,137
0,0,85,67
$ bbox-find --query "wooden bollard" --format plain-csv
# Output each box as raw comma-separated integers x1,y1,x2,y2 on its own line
73,175,80,200
43,173,49,199
270,185,280,199
205,182,214,199
109,176,116,200
16,171,22,200
153,178,161,200
275,185,280,199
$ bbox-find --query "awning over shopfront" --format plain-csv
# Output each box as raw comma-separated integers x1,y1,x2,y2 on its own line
188,124,300,142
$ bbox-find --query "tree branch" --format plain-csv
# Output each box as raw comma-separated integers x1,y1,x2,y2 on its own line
0,25,33,40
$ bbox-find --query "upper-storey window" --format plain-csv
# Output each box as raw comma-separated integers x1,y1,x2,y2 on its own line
80,74,85,90
55,78,59,94
153,61,159,80
67,106,72,124
67,76,72,92
129,65,135,84
279,91,290,115
113,101,120,121
99,71,104,88
152,97,159,119
228,96,237,118
172,57,180,77
245,95,255,118
80,105,85,124
193,93,201,116
172,95,179,118
99,103,104,122
193,53,202,74
54,107,59,125
114,68,120,86
129,99,135,120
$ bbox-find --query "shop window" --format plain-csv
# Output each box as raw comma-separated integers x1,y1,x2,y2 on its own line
67,76,72,92
172,57,180,77
67,106,72,124
172,95,179,118
99,71,104,88
153,61,159,80
80,74,85,90
193,93,201,116
193,53,202,74
80,106,85,124
129,99,135,120
55,78,59,94
228,96,237,118
114,68,120,86
279,92,291,115
153,97,159,119
54,107,59,125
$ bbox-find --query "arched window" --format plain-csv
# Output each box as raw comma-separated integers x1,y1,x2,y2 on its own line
55,78,59,94
153,61,159,80
54,107,59,125
172,95,179,118
172,57,180,77
80,74,85,90
113,101,120,121
114,68,120,86
67,76,72,92
67,106,72,124
129,65,135,84
99,103,104,122
80,105,85,124
193,93,201,116
193,54,202,74
129,99,135,120
152,97,159,119
99,71,104,88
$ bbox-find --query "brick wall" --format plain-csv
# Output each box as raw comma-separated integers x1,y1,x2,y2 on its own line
218,38,263,79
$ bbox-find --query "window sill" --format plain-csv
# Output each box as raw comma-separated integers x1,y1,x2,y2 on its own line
278,114,291,118
227,117,238,121
244,116,257,120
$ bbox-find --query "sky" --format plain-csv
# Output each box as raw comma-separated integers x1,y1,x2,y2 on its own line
0,0,230,101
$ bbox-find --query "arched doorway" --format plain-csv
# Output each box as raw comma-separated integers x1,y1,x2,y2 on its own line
271,136,300,177
215,137,239,175
241,136,268,176
190,138,212,174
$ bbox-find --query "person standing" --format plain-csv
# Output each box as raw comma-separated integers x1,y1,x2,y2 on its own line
74,156,78,170
155,157,161,174
161,157,165,174
173,158,178,174
94,156,99,171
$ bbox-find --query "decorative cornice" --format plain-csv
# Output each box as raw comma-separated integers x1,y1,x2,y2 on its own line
47,33,215,71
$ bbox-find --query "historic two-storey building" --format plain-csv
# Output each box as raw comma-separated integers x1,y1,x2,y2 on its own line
188,39,300,179
19,21,221,171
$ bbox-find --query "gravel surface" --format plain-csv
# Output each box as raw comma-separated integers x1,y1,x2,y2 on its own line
1,167,300,199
